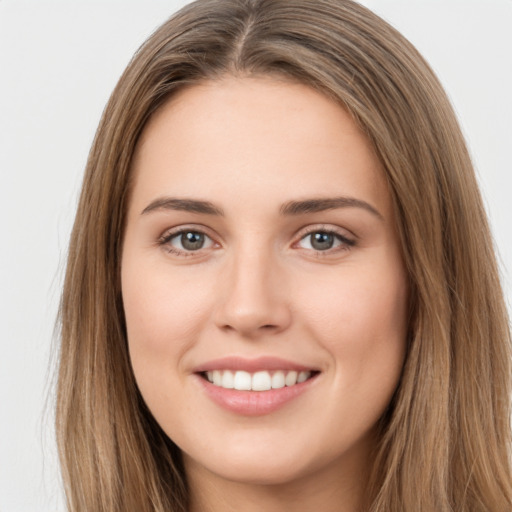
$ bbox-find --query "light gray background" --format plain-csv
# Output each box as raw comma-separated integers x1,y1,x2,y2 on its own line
1,1,511,510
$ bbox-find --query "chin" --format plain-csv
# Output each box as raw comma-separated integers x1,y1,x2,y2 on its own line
183,436,344,488
201,457,314,486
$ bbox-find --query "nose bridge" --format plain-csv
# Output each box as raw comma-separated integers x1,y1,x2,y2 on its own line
214,238,290,336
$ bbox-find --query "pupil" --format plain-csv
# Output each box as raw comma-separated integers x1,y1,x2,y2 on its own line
181,232,204,250
311,232,334,250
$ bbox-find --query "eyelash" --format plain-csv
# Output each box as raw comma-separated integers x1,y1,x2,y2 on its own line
157,225,356,257
295,226,356,255
158,226,217,257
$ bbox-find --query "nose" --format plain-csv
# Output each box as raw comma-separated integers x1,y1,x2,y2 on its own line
213,247,292,338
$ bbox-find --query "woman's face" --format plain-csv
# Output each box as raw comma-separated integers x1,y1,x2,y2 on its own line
122,76,408,489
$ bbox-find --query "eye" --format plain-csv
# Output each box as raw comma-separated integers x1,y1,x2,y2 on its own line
297,229,354,252
160,229,215,254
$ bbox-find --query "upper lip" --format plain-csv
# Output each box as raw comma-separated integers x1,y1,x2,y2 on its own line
192,356,319,374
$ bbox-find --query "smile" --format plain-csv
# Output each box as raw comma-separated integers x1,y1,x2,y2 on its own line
193,357,321,415
203,369,314,391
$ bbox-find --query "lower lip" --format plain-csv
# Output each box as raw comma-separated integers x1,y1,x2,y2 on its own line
195,374,319,416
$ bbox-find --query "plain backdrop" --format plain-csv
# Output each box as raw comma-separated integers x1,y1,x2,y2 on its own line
0,1,511,510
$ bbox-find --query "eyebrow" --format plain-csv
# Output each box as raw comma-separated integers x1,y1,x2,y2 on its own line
141,195,383,220
141,197,225,216
280,197,383,220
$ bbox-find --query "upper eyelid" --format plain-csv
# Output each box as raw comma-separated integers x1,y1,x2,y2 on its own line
293,223,356,241
159,224,219,242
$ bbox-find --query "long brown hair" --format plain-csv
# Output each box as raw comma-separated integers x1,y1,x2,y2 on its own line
56,1,512,510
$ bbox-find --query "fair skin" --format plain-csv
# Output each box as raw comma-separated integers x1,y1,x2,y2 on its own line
122,76,408,512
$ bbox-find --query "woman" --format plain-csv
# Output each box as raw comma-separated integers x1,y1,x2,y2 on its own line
56,0,512,510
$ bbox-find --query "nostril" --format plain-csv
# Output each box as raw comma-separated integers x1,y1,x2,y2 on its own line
220,323,278,333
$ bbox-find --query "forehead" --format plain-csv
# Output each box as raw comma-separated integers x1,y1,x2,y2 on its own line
130,76,391,218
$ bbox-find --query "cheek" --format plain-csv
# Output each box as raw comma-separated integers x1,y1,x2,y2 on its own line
121,257,220,430
293,261,408,443
121,258,213,372
295,261,408,375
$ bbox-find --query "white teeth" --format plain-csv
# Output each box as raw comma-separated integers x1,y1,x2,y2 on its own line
221,370,234,389
234,370,252,390
252,371,272,391
212,370,222,386
204,369,312,391
285,371,298,386
271,371,285,389
297,371,309,383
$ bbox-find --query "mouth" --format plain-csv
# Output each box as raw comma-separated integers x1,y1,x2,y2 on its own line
200,369,319,391
193,356,321,415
